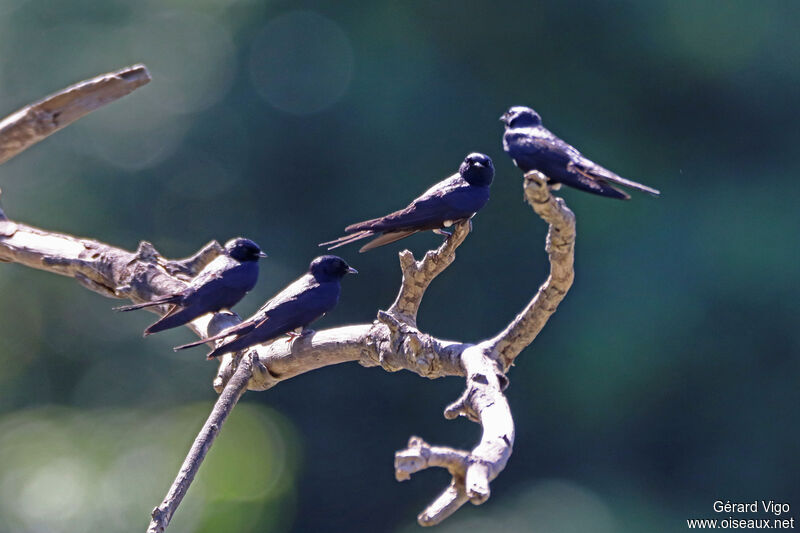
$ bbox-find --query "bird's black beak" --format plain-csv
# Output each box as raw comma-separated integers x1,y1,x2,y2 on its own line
258,251,268,258
347,266,358,274
499,113,507,123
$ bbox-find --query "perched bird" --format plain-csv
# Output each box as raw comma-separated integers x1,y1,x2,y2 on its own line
174,255,357,359
501,106,660,199
320,153,494,252
115,237,266,335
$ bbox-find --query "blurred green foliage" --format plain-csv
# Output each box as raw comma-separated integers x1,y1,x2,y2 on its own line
1,0,799,531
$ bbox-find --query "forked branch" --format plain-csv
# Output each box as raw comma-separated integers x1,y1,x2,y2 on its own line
0,66,576,530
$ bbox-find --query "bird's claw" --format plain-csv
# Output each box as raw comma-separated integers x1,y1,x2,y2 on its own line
284,328,313,344
433,228,452,237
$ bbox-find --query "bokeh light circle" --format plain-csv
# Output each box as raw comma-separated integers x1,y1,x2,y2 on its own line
249,10,354,115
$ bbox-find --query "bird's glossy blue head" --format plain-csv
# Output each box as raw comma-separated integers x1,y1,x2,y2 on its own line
225,238,267,262
500,106,542,128
309,255,358,281
459,153,494,187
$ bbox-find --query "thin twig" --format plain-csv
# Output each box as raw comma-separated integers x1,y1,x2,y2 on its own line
148,354,254,533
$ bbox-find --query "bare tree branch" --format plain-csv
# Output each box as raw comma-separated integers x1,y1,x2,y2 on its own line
0,67,576,529
0,64,151,165
148,353,254,533
395,344,513,525
0,179,574,527
386,220,471,327
485,171,576,369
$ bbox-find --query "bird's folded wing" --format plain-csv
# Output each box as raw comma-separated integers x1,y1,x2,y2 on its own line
186,256,230,288
526,134,582,162
350,189,473,234
344,175,463,232
319,230,373,249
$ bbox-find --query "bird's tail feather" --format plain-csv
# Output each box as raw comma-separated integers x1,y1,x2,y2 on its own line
319,230,374,250
358,230,418,252
173,317,257,351
594,169,660,197
173,338,209,351
144,306,194,336
114,296,180,312
173,330,231,351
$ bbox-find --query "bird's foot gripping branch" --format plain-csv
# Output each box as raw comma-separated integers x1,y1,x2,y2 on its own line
0,66,576,531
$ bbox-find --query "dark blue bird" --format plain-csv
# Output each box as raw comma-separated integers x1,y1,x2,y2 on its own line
115,237,266,335
173,255,357,359
320,153,494,252
501,106,660,200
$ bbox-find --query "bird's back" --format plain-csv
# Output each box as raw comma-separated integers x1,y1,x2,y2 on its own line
218,275,340,351
346,175,488,233
504,126,573,174
183,257,259,310
267,277,338,322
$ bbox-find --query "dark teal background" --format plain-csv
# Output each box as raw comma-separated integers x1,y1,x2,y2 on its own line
0,1,798,531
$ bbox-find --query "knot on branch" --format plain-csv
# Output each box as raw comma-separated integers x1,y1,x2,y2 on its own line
214,349,278,393
444,388,481,423
373,311,444,377
149,505,169,533
133,241,165,264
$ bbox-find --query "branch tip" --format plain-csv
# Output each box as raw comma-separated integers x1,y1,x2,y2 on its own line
0,64,152,165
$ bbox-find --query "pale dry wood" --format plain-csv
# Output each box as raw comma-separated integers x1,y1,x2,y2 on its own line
395,344,514,525
386,220,471,327
0,66,576,529
148,353,254,533
0,64,151,164
0,176,574,527
486,171,576,369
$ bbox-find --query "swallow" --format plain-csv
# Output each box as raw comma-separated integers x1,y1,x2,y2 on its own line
115,237,266,335
173,255,357,359
501,106,660,199
320,153,494,252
